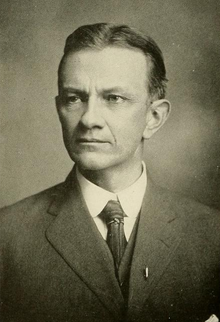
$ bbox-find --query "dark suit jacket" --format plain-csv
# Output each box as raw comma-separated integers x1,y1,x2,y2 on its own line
0,168,220,322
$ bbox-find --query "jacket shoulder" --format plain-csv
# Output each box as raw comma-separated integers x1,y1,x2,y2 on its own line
0,183,62,213
158,185,220,247
0,182,66,236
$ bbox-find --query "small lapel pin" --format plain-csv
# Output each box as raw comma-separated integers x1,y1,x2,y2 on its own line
144,267,148,279
205,314,219,322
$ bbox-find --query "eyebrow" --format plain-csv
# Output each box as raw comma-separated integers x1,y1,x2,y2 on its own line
102,87,134,95
61,87,87,95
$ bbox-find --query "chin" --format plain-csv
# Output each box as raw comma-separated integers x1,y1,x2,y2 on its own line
69,152,113,172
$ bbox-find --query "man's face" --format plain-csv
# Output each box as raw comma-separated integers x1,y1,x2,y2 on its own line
57,47,152,172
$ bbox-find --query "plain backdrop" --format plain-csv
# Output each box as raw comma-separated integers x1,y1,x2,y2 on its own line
0,0,220,209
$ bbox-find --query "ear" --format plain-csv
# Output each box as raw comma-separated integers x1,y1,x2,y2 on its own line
143,99,171,139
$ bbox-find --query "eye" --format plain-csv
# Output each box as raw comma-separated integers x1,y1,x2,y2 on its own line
66,95,82,104
106,95,125,104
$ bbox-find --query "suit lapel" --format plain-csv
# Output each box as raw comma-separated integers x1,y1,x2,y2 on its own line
127,179,184,316
46,169,124,318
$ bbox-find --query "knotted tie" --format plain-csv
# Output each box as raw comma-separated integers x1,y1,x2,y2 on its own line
101,200,127,269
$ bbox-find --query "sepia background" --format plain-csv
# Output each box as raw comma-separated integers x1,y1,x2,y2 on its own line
0,0,220,209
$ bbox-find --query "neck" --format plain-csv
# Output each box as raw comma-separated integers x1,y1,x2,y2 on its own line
78,160,143,193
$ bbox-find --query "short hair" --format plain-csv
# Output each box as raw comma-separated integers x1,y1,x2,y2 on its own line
58,23,168,99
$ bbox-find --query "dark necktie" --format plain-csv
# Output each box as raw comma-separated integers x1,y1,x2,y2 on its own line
100,200,127,269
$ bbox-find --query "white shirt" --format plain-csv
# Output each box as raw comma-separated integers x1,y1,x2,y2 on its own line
76,163,147,241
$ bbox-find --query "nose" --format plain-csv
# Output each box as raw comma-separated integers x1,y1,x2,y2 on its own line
79,97,105,129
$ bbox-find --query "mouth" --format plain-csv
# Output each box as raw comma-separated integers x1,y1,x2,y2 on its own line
76,138,108,144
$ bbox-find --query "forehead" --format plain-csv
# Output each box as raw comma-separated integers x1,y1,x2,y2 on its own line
59,47,150,93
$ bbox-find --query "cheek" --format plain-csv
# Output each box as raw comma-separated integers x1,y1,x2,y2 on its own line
118,110,147,141
59,112,79,135
133,108,148,133
113,120,146,151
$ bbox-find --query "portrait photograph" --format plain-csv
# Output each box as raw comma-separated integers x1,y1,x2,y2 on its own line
0,0,220,321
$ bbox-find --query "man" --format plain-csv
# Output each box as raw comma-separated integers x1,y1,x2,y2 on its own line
0,23,219,322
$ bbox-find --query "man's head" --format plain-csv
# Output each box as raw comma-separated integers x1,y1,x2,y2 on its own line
56,23,170,178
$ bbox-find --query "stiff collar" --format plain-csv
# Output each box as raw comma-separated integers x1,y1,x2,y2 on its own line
76,162,147,219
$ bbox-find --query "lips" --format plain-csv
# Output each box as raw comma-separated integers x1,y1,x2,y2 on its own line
76,138,108,143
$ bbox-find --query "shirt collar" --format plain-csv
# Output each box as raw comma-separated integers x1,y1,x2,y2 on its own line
76,162,147,219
